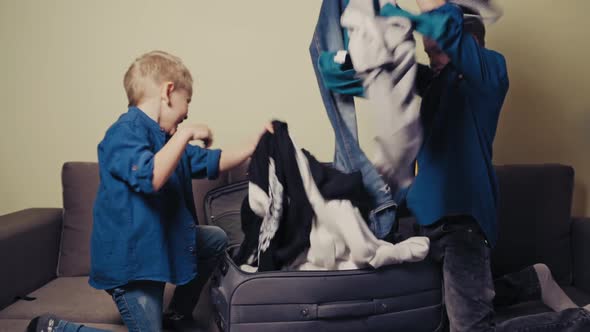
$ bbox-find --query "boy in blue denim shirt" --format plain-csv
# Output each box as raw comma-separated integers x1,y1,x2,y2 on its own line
408,1,590,331
28,50,271,332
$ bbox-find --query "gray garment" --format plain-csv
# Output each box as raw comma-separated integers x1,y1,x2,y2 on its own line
341,0,422,194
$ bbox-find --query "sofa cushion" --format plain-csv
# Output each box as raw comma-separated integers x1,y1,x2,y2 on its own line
563,286,590,307
58,162,100,276
0,208,62,309
0,277,175,324
59,162,229,276
492,164,574,284
494,286,590,323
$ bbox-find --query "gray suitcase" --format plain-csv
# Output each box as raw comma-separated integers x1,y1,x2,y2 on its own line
205,181,444,332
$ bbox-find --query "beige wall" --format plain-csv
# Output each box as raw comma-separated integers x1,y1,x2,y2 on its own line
488,1,590,216
1,1,589,217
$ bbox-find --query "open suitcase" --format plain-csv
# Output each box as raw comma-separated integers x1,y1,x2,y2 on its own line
205,181,444,332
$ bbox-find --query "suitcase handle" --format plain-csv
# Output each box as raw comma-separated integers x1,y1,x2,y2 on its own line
219,259,229,276
211,258,229,288
317,301,376,319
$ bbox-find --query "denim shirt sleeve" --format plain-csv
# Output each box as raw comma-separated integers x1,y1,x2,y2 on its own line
421,3,508,87
185,145,221,180
101,122,155,194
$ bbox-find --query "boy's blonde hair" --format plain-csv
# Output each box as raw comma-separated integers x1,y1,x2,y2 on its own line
123,50,193,107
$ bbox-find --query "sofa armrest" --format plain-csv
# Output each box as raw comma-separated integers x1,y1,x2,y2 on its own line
572,217,590,293
0,208,62,309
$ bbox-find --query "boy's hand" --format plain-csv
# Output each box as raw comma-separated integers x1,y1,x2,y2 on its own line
179,124,214,148
257,122,275,142
249,122,274,154
262,122,274,136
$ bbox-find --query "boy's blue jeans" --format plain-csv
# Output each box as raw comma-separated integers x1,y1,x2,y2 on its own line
52,225,228,332
310,0,399,239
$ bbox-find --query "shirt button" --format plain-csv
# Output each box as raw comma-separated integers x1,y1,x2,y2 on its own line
458,74,464,80
188,246,197,256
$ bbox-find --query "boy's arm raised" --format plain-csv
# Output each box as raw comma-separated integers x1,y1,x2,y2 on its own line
218,123,274,172
153,124,212,191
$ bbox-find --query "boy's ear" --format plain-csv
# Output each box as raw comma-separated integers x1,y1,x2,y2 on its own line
161,81,175,105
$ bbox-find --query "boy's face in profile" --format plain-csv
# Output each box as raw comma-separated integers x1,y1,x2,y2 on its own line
160,88,191,135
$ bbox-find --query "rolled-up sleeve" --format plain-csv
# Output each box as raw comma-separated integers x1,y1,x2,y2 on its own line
186,145,221,180
99,122,155,194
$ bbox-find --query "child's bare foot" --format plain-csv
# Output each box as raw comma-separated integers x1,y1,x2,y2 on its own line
534,263,578,311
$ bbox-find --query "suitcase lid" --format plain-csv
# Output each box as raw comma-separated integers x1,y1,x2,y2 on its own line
203,180,248,246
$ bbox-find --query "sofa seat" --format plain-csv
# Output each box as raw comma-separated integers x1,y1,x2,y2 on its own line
2,162,588,332
0,277,175,326
495,286,590,323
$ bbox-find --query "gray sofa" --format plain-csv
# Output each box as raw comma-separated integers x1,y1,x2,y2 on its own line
1,162,589,331
0,162,250,332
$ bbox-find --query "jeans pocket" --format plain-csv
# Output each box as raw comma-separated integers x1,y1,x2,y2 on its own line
368,201,397,239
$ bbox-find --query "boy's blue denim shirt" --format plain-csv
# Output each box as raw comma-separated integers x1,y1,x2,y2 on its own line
89,106,221,290
405,4,509,247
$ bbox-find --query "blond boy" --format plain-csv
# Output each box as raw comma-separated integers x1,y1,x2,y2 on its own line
28,50,270,332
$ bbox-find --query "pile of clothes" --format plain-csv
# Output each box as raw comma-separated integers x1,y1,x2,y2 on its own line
234,0,504,273
234,121,429,272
